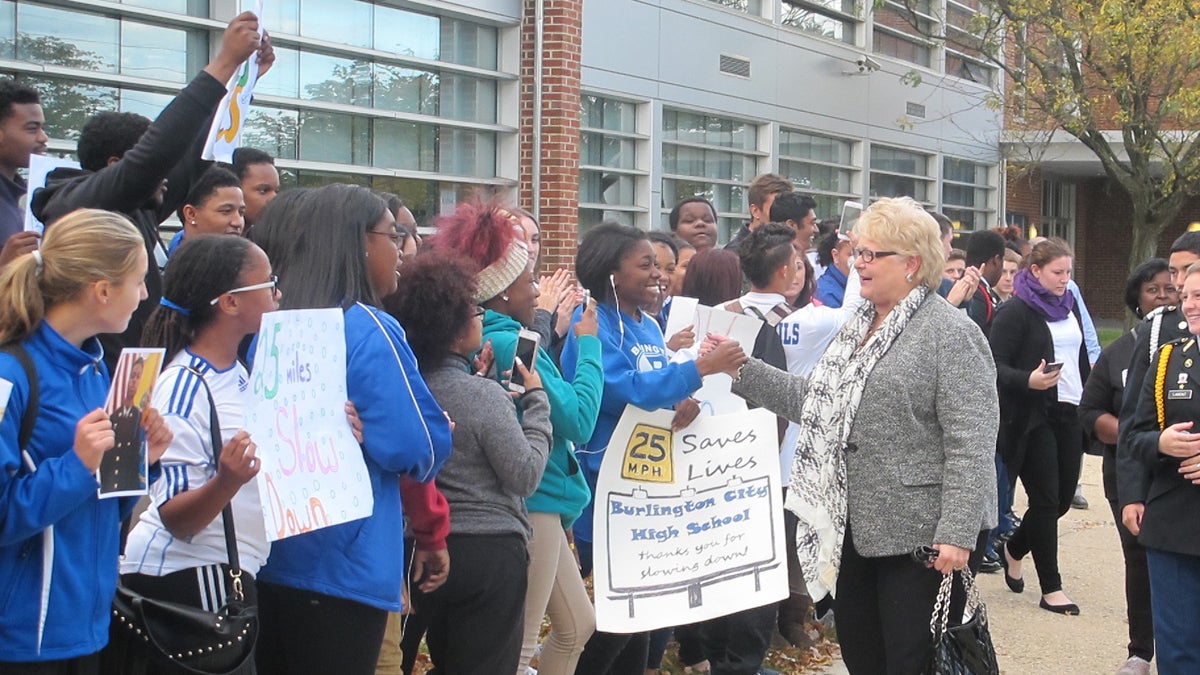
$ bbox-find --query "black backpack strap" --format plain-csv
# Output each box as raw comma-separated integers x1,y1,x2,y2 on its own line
1,343,39,455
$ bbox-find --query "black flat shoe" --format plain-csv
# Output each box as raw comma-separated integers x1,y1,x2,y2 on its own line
1039,598,1080,615
1000,545,1024,593
979,552,1002,574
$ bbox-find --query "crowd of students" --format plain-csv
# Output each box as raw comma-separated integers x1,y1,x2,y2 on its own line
3,11,1200,675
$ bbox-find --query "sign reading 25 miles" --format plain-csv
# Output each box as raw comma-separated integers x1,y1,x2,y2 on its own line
622,423,674,483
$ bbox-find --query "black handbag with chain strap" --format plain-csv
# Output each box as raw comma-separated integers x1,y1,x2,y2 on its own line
927,568,1000,675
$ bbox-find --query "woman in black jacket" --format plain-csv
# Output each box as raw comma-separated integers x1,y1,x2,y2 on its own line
1077,258,1174,673
990,238,1091,615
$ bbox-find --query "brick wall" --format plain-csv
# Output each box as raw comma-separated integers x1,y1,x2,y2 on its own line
1065,179,1200,321
518,0,583,275
1004,165,1042,235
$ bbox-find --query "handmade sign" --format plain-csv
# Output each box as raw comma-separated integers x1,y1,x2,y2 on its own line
592,406,787,632
245,308,373,541
99,348,165,498
24,155,80,234
202,0,265,162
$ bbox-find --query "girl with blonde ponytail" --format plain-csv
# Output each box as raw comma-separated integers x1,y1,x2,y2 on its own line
0,208,174,669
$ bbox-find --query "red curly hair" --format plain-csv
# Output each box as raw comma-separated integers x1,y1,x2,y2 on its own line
428,201,522,270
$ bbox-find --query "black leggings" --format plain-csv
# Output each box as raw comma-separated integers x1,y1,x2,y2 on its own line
254,582,388,675
1005,402,1082,594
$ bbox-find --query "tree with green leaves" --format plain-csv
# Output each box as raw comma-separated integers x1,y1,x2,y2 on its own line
888,0,1200,270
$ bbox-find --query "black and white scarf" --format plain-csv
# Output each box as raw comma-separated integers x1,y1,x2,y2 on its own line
784,285,930,599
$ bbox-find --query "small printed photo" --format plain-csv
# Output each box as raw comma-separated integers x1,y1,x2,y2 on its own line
98,348,165,498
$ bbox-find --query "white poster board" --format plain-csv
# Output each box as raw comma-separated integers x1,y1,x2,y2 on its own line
593,406,787,633
24,155,80,234
245,308,373,541
202,0,265,162
690,306,761,415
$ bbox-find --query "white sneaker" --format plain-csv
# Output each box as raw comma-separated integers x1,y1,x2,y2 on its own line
1116,656,1151,675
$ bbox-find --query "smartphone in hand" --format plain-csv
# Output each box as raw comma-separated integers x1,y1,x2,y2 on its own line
1043,361,1064,374
509,329,540,393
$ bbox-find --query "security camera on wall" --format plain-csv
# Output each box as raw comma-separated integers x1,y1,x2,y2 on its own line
855,55,882,74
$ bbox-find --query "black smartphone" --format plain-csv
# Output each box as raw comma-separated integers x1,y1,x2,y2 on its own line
911,545,939,564
509,329,540,393
1043,361,1064,374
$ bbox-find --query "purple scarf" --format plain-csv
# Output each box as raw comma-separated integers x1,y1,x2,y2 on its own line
1013,268,1075,321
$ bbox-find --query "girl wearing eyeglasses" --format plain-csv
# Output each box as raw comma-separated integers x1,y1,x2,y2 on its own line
114,235,281,673
709,198,998,674
246,185,452,675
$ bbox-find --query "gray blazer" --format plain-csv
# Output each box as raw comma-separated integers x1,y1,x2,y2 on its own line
737,293,999,556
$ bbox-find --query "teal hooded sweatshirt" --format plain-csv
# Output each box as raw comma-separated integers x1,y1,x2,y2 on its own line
482,310,602,527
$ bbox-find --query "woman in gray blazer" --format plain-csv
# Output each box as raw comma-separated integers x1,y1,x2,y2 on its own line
711,197,998,674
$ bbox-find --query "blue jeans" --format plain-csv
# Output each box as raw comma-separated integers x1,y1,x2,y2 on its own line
987,453,1014,555
1145,547,1200,675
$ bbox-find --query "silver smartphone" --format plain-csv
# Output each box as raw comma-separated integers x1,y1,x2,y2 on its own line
509,328,540,393
840,200,863,234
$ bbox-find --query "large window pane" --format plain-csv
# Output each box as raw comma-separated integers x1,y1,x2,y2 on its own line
663,145,756,182
243,107,298,160
869,173,928,201
300,0,371,48
664,110,756,151
782,0,856,43
373,119,436,172
121,0,209,16
0,1,15,59
944,157,983,183
780,129,852,163
581,171,636,205
439,18,498,69
120,89,173,119
582,133,636,170
706,0,763,13
121,22,189,83
21,76,116,141
255,46,299,98
373,65,438,115
301,52,372,107
374,5,439,59
783,162,853,194
299,110,369,165
261,0,299,36
18,4,118,73
439,129,495,177
440,74,495,123
871,147,927,174
582,95,636,133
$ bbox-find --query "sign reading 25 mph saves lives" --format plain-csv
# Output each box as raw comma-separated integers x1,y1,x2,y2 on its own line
593,406,787,632
245,308,374,542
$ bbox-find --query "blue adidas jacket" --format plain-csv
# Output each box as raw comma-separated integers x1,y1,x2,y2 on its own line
560,303,702,543
0,322,147,660
256,303,452,611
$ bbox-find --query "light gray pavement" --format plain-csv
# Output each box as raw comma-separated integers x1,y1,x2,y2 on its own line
819,454,1155,674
